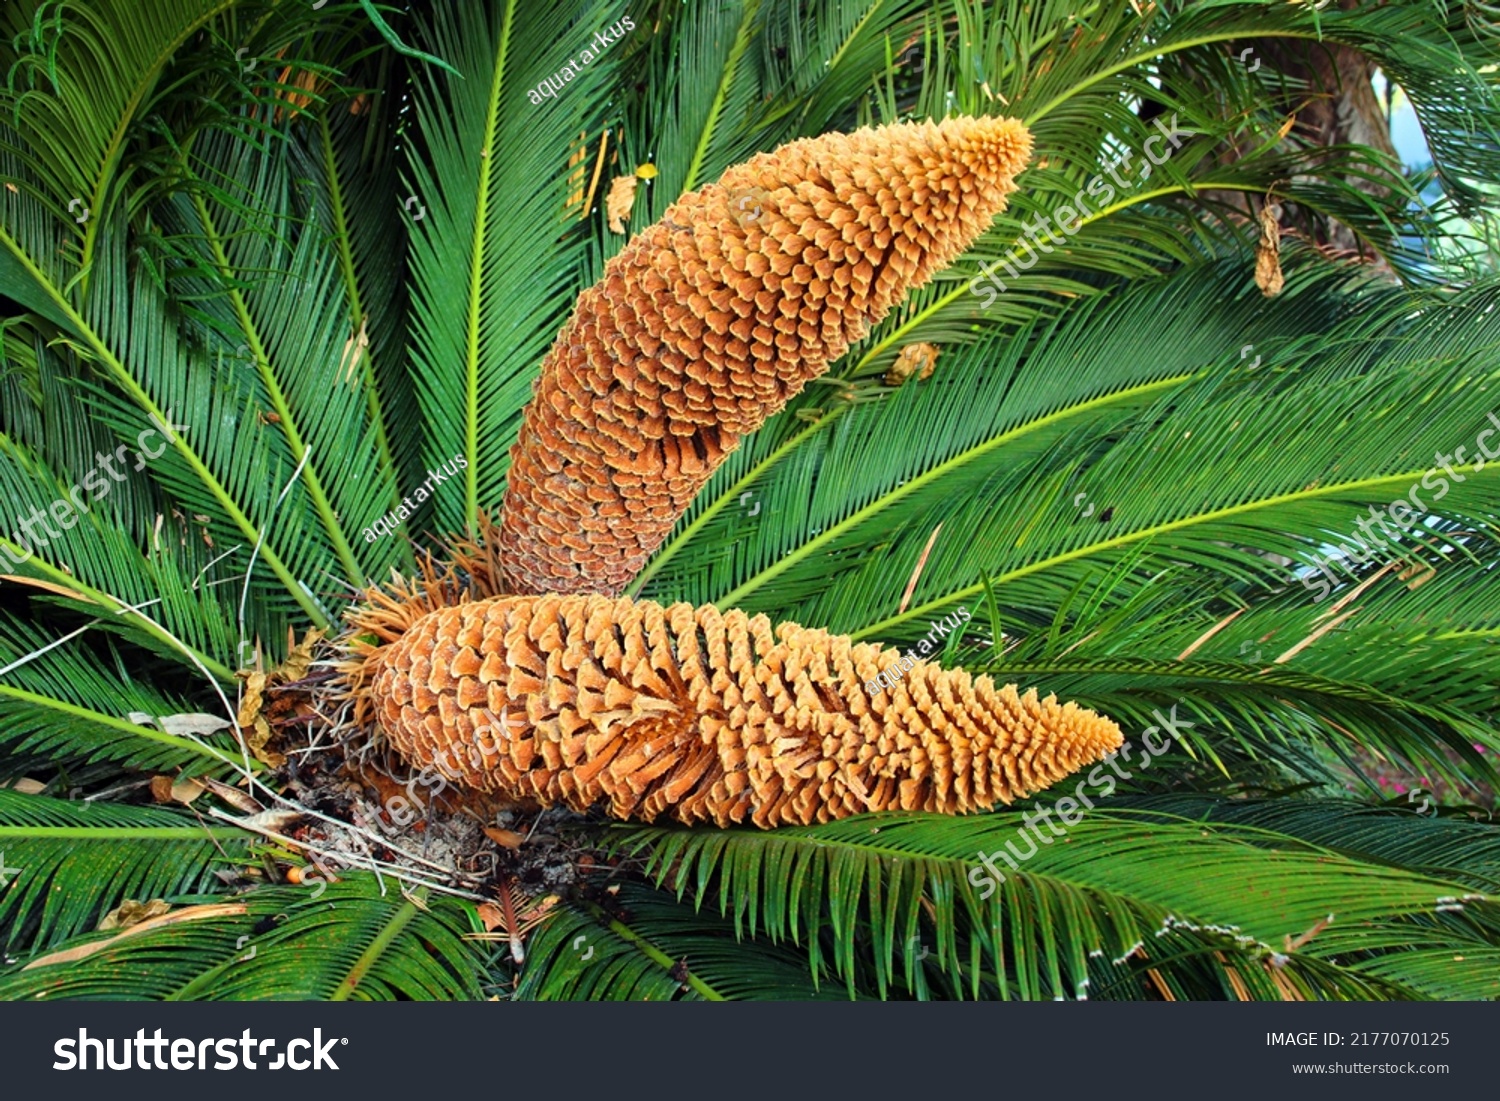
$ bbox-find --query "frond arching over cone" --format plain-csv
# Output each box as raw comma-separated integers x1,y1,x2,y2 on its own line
343,592,1121,828
499,116,1033,595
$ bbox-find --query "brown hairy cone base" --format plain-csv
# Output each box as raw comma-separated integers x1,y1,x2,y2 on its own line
348,592,1122,828
498,116,1033,595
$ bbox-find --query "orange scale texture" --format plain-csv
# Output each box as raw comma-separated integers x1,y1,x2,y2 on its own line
498,116,1032,595
365,593,1121,828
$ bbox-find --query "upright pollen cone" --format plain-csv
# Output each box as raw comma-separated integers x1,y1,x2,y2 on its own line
349,593,1121,828
499,116,1033,595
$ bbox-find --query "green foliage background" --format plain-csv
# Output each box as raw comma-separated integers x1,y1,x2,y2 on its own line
0,0,1497,1000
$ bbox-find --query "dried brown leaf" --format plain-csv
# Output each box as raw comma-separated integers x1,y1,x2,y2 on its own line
578,128,609,221
0,575,96,603
275,628,324,683
28,904,247,971
236,672,267,728
198,776,262,814
170,777,206,804
98,898,171,931
235,671,283,766
884,342,940,385
1255,202,1284,297
605,174,638,234
235,808,305,835
338,316,370,385
483,827,526,850
157,713,232,737
898,523,942,615
1285,913,1334,953
566,129,588,208
247,717,281,767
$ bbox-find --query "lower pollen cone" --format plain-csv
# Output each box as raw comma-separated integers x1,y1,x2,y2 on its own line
357,593,1123,828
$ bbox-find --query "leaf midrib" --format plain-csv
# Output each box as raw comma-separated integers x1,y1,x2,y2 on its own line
329,896,422,1002
856,462,1500,640
460,0,516,533
718,372,1191,607
0,684,252,769
628,408,850,596
315,112,401,499
190,191,365,584
73,0,241,286
0,222,327,628
681,0,761,194
852,181,1266,375
0,826,243,840
0,516,231,680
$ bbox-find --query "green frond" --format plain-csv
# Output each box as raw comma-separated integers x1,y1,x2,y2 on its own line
160,125,409,585
604,805,1500,1000
635,262,1500,788
3,0,1500,1004
0,0,240,285
0,790,252,955
298,46,422,492
1125,795,1500,891
0,613,252,778
517,883,845,1001
0,878,484,1001
403,0,623,534
0,438,238,679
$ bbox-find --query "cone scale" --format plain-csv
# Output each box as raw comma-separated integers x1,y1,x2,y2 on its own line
342,118,1122,829
359,594,1123,828
498,116,1033,595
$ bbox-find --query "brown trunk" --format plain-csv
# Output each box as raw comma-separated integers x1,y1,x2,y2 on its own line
1194,2,1400,269
1254,14,1399,256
